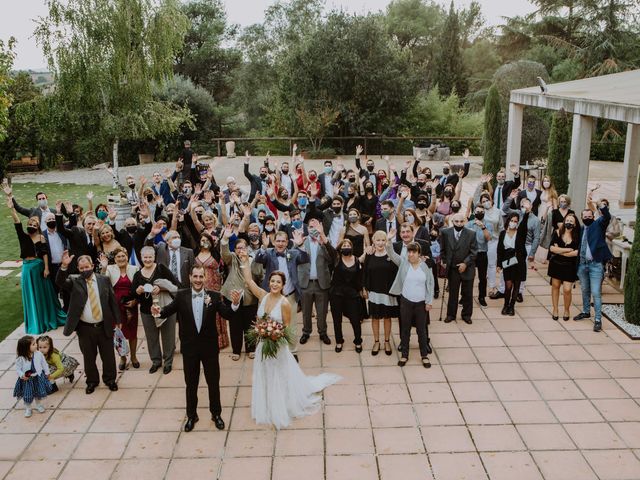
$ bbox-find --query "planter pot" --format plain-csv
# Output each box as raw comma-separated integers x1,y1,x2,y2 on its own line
225,141,236,158
138,153,154,165
60,161,74,171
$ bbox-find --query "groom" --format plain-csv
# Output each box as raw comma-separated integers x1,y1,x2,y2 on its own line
152,265,240,432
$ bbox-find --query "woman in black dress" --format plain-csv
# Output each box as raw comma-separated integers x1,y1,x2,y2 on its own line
496,212,529,316
362,230,399,356
548,213,580,321
329,239,364,353
340,208,370,258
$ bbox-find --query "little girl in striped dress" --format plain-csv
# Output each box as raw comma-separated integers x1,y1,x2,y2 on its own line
13,335,51,417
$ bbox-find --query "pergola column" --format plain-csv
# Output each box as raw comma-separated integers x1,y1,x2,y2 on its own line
505,103,524,179
568,114,594,211
620,123,640,207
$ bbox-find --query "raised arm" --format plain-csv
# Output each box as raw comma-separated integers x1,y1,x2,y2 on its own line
240,259,267,300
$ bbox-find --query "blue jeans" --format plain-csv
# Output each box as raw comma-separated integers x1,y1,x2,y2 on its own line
577,261,604,321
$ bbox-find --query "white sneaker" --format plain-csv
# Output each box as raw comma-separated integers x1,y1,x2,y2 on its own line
24,408,32,418
35,404,45,413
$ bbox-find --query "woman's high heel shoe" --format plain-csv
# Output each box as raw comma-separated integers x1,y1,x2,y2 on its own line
371,341,380,356
552,313,559,321
355,344,363,354
384,340,392,356
335,343,343,353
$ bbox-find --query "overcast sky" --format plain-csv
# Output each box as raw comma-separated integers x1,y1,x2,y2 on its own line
2,0,537,70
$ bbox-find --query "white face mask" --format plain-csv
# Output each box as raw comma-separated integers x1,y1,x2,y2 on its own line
482,201,492,209
520,207,528,214
543,181,551,189
38,199,48,208
170,238,181,249
509,221,518,230
405,215,414,224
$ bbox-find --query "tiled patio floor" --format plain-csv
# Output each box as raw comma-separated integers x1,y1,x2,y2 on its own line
0,264,638,480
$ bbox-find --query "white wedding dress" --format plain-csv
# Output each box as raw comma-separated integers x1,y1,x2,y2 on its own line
252,294,341,429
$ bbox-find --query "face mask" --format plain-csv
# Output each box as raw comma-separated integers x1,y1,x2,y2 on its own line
201,242,211,249
309,228,320,238
46,220,56,229
146,194,154,202
382,182,389,189
366,165,374,172
298,198,308,208
341,248,353,256
281,194,289,200
38,199,48,208
348,192,355,198
442,167,450,175
482,201,492,209
160,226,167,234
324,166,332,174
381,210,390,219
348,177,356,183
27,226,38,234
126,225,137,234
265,225,274,232
405,215,415,224
417,202,427,210
451,204,461,213
258,217,266,225
348,216,358,224
527,182,535,189
128,183,136,190
183,187,192,195
564,223,574,230
582,218,594,226
444,191,452,199
248,233,260,243
170,238,181,249
559,202,567,209
233,218,241,226
80,270,93,280
365,186,373,193
282,168,289,174
509,221,518,229
430,233,438,240
292,220,303,229
259,173,267,180
332,206,342,214
453,225,464,232
308,174,317,181
497,178,505,185
520,207,528,214
425,173,432,180
475,212,484,220
95,210,107,220
417,181,425,187
543,181,551,189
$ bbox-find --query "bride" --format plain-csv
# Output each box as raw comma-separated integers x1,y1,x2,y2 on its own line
241,264,340,429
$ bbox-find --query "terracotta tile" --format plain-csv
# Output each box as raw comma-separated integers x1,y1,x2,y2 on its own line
326,428,374,454
442,364,487,382
547,344,593,361
42,409,97,434
501,332,542,347
503,401,558,424
583,449,640,480
116,370,161,389
403,365,446,383
228,406,270,431
165,458,220,480
374,427,425,454
516,424,576,450
510,345,555,363
326,455,378,480
103,388,152,409
323,384,367,405
535,330,577,345
0,434,34,460
599,360,640,378
490,317,530,332
272,455,324,480
369,404,417,428
547,400,604,423
521,362,569,380
432,333,468,348
21,433,82,460
378,453,433,480
611,422,640,449
73,432,130,459
532,451,597,480
224,430,275,457
422,425,475,452
58,388,110,409
459,402,510,425
472,347,516,363
325,405,370,429
450,382,497,402
275,429,324,456
123,432,179,459
482,362,527,381
464,332,504,347
575,378,629,399
362,366,405,384
172,431,226,458
436,348,478,364
480,452,543,480
89,408,142,432
430,452,488,480
408,383,455,403
112,459,170,480
469,424,525,451
592,398,640,421
560,361,610,379
0,408,52,433
326,367,363,385
414,403,464,426
4,460,65,480
219,457,271,480
59,460,118,480
135,408,184,432
492,381,541,401
147,388,184,409
366,383,411,405
285,408,324,429
583,343,631,360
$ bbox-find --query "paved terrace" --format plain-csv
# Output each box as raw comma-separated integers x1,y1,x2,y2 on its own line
0,158,637,480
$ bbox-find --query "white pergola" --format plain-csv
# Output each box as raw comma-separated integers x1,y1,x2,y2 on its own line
505,69,640,211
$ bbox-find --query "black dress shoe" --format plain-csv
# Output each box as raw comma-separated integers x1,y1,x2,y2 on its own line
149,364,161,374
574,312,591,321
478,297,487,307
299,334,310,344
516,293,523,303
212,414,225,430
444,316,455,323
462,317,473,324
184,415,199,432
107,382,118,392
293,354,299,363
320,334,332,345
501,306,509,315
508,306,515,316
593,321,602,332
85,383,97,395
163,365,172,375
489,291,504,300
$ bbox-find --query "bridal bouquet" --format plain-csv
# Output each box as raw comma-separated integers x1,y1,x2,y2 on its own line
247,314,294,359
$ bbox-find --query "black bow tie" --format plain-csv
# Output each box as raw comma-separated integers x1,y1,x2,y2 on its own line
276,251,286,258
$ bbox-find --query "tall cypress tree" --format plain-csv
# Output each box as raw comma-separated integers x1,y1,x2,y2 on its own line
547,108,571,194
624,172,640,326
482,85,502,181
433,2,467,98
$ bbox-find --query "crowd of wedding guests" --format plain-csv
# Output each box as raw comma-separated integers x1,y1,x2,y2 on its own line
4,141,615,386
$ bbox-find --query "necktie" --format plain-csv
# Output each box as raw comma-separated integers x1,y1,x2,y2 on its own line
86,278,102,321
192,291,204,299
388,221,392,232
170,251,178,278
497,187,502,208
276,251,286,258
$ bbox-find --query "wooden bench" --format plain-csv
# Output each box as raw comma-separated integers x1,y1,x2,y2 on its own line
6,156,41,172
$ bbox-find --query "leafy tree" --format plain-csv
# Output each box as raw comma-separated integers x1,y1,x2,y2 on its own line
0,38,16,145
462,39,501,94
385,0,443,49
546,109,571,194
624,172,640,326
295,96,339,152
433,2,468,98
482,85,502,180
35,0,192,175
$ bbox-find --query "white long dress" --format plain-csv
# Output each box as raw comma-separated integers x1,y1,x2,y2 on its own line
251,294,341,429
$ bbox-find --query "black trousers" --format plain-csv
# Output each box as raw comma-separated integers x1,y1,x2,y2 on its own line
77,321,116,385
228,303,258,355
447,270,474,320
183,352,221,419
330,293,362,345
431,262,440,294
476,252,488,300
399,297,431,358
49,263,70,312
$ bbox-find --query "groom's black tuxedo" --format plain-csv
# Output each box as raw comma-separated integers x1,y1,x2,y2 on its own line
161,289,236,419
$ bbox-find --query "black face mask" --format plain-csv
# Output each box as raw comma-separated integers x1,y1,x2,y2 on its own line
366,165,374,172
46,221,57,229
248,233,260,243
365,186,373,193
582,218,594,226
341,248,353,256
196,213,203,222
453,225,464,232
259,173,267,179
348,192,355,198
430,233,438,240
281,194,289,200
332,206,342,214
348,177,356,183
417,203,427,210
474,212,484,220
444,191,452,199
451,205,461,213
146,194,154,202
564,223,574,230
128,183,136,190
259,217,266,225
282,169,289,174
27,226,38,234
126,225,138,234
417,181,425,187
425,173,432,180
443,168,450,175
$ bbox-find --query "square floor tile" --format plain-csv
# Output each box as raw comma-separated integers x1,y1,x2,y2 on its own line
592,399,640,422
326,428,374,455
575,378,629,399
73,432,131,460
135,408,185,432
510,346,555,363
325,405,370,429
89,408,142,432
532,451,597,480
564,422,626,449
430,452,488,480
219,457,271,480
378,453,433,480
0,434,34,460
583,450,640,480
611,422,640,449
362,366,405,384
369,404,417,428
41,409,95,433
469,425,526,451
165,458,220,480
21,433,82,460
616,378,640,398
275,429,324,456
173,431,226,458
366,383,411,405
442,364,487,382
415,403,465,426
409,383,455,403
492,381,541,401
450,382,497,402
482,362,528,381
323,384,367,405
437,348,479,364
559,361,609,379
422,425,475,453
533,380,585,400
224,430,275,457
112,459,170,480
272,456,324,480
326,455,377,480
374,427,425,454
123,432,179,459
59,460,118,480
521,362,569,380
516,424,576,450
547,400,604,423
104,389,152,409
480,452,543,480
4,460,65,480
459,402,510,425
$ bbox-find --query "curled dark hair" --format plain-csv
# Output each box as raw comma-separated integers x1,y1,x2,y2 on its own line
269,271,287,285
16,335,34,359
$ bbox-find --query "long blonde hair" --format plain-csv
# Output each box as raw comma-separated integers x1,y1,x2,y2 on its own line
542,176,558,203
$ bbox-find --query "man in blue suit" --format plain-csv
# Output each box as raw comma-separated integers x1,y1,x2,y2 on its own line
573,202,612,332
253,229,309,357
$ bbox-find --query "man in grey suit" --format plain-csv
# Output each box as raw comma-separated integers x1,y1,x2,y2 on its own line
298,219,336,346
57,252,120,394
441,213,478,324
3,184,57,232
146,229,195,289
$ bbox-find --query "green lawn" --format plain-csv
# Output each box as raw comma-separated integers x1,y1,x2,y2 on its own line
0,182,114,340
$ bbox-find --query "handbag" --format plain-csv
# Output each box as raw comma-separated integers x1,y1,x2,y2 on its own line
113,327,130,357
59,352,79,378
502,256,518,269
